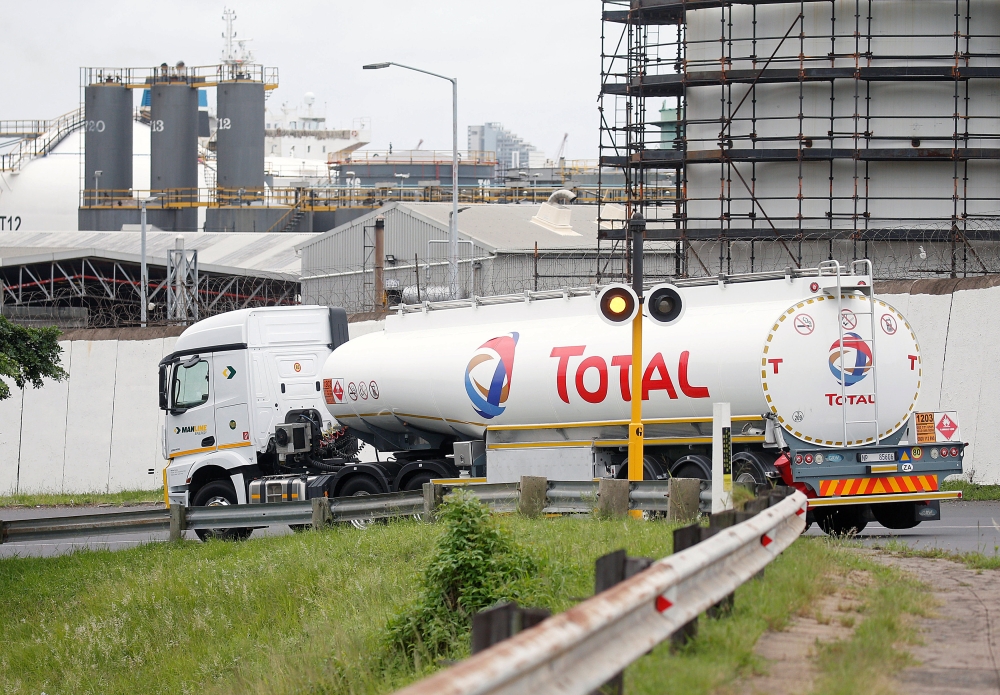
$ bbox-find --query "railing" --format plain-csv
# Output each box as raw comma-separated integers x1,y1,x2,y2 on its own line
395,490,808,695
330,150,498,166
81,64,278,89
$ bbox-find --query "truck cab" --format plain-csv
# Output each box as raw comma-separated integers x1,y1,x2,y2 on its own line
160,305,459,538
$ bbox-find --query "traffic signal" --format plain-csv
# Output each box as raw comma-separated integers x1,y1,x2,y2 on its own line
645,284,684,325
597,284,639,325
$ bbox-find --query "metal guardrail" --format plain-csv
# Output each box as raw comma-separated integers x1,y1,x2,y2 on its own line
393,491,808,695
0,481,688,545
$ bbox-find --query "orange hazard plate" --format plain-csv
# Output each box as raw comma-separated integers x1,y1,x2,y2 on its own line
819,475,938,497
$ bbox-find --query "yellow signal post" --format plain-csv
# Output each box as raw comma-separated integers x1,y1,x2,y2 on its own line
627,212,646,518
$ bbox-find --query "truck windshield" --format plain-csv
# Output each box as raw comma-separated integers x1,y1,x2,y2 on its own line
172,360,210,410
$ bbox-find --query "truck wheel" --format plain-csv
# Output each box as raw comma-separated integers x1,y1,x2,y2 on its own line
191,480,252,542
871,502,921,530
732,452,775,493
403,471,435,492
340,475,383,529
814,505,868,536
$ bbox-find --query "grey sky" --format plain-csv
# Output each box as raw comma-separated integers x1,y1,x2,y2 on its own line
5,0,602,160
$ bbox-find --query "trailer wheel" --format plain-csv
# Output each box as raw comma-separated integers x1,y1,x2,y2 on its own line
191,480,252,542
871,502,921,530
814,505,868,536
732,452,776,494
403,471,436,492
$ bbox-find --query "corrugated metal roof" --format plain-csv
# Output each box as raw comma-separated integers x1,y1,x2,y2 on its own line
0,230,317,278
298,202,615,258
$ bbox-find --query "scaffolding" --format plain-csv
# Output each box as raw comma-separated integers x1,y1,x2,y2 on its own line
598,0,1000,279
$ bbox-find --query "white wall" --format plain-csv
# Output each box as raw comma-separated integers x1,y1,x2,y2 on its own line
0,335,177,494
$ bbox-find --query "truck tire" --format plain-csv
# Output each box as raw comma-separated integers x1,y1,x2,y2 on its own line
403,470,435,492
339,474,383,529
871,502,921,530
670,454,711,480
814,505,868,536
732,451,776,493
191,480,253,542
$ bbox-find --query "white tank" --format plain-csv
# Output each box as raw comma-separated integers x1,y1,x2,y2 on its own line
322,271,921,449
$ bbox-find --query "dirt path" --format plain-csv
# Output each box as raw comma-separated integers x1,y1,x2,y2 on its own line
876,555,1000,695
727,574,866,695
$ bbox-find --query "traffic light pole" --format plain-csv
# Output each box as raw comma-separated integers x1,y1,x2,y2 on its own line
627,213,646,517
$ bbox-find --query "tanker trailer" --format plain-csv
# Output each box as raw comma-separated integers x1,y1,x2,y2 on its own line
323,261,964,535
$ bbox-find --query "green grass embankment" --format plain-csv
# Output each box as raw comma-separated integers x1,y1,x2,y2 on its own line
940,480,1000,501
0,489,163,508
0,515,929,695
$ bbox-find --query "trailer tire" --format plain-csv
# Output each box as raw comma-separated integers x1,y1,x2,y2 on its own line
403,470,435,492
732,451,776,493
815,505,868,536
191,480,253,542
340,474,383,529
670,454,711,480
871,502,921,530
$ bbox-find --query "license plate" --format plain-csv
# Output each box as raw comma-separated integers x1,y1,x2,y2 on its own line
859,452,895,463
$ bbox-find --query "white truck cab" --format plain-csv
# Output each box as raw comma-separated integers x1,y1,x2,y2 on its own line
161,305,349,509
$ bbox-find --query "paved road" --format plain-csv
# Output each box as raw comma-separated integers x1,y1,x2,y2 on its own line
804,500,1000,554
0,504,291,559
2,500,999,559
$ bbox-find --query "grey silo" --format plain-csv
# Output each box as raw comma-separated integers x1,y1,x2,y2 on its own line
216,80,265,197
84,83,133,205
150,79,199,230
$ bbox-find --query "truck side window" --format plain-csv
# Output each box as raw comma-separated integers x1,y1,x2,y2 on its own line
173,360,210,409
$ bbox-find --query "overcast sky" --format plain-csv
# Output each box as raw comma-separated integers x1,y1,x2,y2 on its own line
5,0,602,160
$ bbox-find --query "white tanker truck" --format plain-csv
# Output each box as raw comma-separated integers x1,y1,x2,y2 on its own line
161,262,964,537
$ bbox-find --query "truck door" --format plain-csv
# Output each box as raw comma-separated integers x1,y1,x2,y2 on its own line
212,351,252,456
165,355,217,458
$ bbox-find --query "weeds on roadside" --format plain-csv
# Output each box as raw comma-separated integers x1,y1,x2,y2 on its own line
385,491,538,664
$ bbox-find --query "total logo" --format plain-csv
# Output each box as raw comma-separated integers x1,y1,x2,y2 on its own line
465,332,519,419
828,332,873,386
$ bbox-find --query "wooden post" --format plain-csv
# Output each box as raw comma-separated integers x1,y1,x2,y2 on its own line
422,482,445,522
472,602,551,655
597,478,630,518
518,476,547,518
593,549,653,694
169,504,186,542
667,478,701,522
311,497,333,530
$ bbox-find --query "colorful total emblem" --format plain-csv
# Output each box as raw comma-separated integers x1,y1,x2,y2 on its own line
465,333,519,419
828,332,873,387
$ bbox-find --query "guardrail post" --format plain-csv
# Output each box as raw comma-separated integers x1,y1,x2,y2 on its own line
667,478,701,522
518,476,546,518
0,519,8,545
597,478,629,517
670,524,707,648
169,504,186,542
422,482,445,522
311,497,333,530
593,549,653,693
471,602,551,655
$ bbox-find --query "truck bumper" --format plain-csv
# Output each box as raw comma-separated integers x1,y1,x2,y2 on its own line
807,489,962,508
168,490,190,507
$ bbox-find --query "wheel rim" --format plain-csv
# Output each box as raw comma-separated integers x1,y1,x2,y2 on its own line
735,472,758,485
350,491,371,530
203,495,232,536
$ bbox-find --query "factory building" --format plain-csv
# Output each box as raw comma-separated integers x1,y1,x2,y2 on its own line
468,123,543,181
297,200,677,314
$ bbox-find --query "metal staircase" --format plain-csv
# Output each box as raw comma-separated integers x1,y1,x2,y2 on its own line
818,260,880,446
0,107,84,172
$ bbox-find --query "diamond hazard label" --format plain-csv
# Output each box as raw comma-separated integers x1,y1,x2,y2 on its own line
936,413,958,440
323,378,344,404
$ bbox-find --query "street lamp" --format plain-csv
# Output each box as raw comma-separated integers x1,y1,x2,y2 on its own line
139,196,157,327
364,61,459,299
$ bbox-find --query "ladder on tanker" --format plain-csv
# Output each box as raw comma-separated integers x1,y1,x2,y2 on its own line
818,260,881,447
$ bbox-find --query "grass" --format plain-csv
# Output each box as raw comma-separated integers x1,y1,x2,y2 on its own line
941,480,1000,501
0,514,933,695
861,537,1000,571
0,489,163,508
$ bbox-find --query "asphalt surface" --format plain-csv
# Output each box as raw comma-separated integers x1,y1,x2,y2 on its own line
804,500,1000,554
1,500,998,559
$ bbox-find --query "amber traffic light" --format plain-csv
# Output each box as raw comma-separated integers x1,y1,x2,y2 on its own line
597,284,639,325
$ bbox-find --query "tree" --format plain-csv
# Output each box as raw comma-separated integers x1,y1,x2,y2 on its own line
0,315,68,401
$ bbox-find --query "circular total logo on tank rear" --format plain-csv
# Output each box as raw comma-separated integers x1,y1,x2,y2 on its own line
761,295,921,447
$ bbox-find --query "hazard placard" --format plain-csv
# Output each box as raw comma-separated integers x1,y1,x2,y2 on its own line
911,411,960,444
323,378,345,405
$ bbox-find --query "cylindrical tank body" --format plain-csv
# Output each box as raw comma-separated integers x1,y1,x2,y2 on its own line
323,274,922,448
216,80,265,199
83,83,133,206
150,81,199,230
682,0,1000,233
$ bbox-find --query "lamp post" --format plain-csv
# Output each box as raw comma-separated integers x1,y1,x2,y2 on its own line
139,197,156,327
364,61,459,299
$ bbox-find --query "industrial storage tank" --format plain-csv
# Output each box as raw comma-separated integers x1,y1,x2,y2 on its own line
216,79,265,200
83,80,133,206
681,0,1000,236
149,67,200,231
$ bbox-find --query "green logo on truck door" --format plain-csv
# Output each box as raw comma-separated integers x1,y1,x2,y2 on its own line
222,366,237,379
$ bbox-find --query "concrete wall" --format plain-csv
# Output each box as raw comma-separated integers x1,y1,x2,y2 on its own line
0,328,182,494
877,277,1000,485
